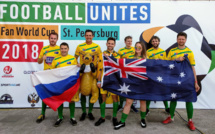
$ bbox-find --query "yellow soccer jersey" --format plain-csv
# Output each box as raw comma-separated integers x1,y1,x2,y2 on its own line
167,47,195,66
118,47,135,59
51,55,77,69
75,42,102,65
38,45,60,70
147,48,167,60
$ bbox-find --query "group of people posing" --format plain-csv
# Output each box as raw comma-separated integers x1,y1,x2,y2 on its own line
36,30,200,131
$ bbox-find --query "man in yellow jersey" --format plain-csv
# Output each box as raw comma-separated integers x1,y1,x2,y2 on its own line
146,36,170,115
36,32,60,123
75,29,102,121
51,42,79,127
117,36,138,113
94,37,120,126
162,32,200,131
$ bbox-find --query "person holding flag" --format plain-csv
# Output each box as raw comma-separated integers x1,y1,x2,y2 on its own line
36,32,60,123
51,42,80,127
117,36,138,113
162,32,200,131
94,37,120,126
146,36,170,115
114,41,148,130
75,29,102,121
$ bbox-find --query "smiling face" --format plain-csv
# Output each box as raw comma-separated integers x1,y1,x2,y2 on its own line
85,32,94,44
151,38,160,49
60,45,69,57
135,43,142,54
49,34,58,46
177,35,187,47
106,40,116,51
125,38,132,48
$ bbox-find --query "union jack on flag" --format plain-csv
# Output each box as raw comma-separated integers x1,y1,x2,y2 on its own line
102,55,197,102
103,55,148,80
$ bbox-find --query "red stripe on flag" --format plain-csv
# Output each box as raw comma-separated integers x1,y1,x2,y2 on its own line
43,78,80,111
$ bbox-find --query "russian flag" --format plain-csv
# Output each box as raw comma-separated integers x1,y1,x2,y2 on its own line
31,66,80,111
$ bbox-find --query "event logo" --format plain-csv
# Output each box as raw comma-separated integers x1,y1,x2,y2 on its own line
0,94,13,104
23,71,37,74
2,66,14,78
1,83,20,86
28,92,39,107
139,15,215,95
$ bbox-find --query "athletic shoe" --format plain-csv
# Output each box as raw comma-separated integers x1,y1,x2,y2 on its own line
114,121,125,130
95,117,105,126
162,116,174,124
165,108,170,114
36,115,45,123
79,113,86,121
70,118,77,126
88,113,95,120
188,120,196,131
54,118,63,127
131,105,138,113
146,109,150,116
112,117,118,126
140,119,147,128
117,105,123,112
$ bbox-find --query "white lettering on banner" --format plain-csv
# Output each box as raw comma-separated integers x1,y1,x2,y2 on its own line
10,4,18,19
75,5,82,20
114,6,117,20
102,6,110,20
90,5,98,20
140,6,148,20
66,5,72,20
43,5,51,20
32,5,40,20
54,5,62,20
0,4,7,19
119,6,127,21
130,6,137,21
21,5,29,19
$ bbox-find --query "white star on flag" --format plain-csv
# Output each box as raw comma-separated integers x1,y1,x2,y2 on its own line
157,76,163,82
118,83,131,95
171,93,177,99
169,64,175,69
180,72,186,78
177,81,181,85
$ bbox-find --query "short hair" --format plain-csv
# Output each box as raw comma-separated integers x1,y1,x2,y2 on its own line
177,32,187,39
85,29,94,36
151,36,160,42
107,37,116,43
60,42,69,49
49,32,58,39
124,36,132,42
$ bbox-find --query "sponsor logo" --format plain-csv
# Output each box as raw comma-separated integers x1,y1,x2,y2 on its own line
45,57,55,65
160,54,163,56
54,51,59,54
91,49,95,52
184,53,188,56
82,49,86,51
0,94,13,104
1,83,20,86
23,71,37,74
2,66,14,78
67,62,71,64
28,92,39,107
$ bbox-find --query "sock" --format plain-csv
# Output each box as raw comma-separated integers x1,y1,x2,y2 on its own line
120,113,128,123
88,95,94,113
57,104,63,119
69,102,75,118
140,111,146,119
170,101,177,119
146,101,151,110
81,95,86,113
113,102,118,118
186,102,193,120
41,101,47,115
100,102,106,118
163,101,169,109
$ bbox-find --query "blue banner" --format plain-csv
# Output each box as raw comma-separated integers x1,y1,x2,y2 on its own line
88,3,150,23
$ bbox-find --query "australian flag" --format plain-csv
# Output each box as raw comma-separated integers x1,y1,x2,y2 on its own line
102,55,197,102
